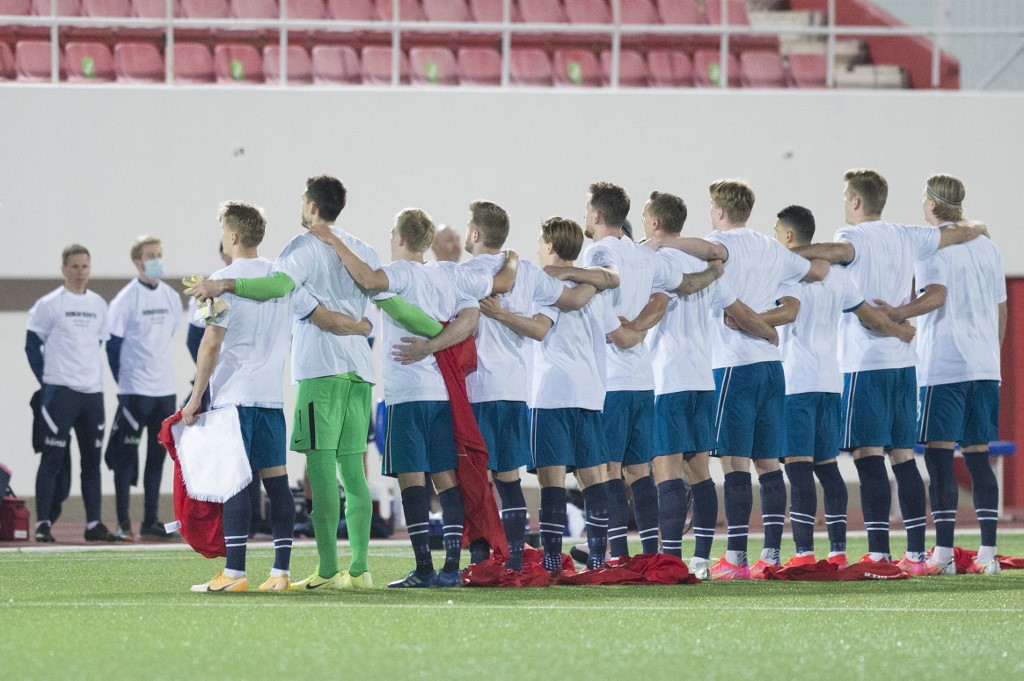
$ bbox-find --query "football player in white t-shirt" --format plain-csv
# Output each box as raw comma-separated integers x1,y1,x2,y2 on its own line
184,202,373,593
869,174,1006,575
414,200,596,572
103,236,181,541
794,168,986,573
771,205,914,571
308,208,514,587
627,191,778,579
25,244,115,542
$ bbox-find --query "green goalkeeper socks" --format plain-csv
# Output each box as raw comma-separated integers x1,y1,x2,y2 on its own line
306,449,341,578
337,451,371,576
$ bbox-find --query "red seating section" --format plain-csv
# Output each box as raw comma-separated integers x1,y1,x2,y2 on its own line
552,48,599,87
172,42,214,82
114,40,163,81
693,47,740,87
263,44,311,82
311,44,360,83
787,52,826,88
0,41,16,80
740,49,785,87
409,45,456,85
457,45,499,85
213,42,262,83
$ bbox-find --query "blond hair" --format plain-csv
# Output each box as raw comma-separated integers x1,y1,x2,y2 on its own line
219,201,267,248
396,208,436,253
541,217,584,261
926,174,965,222
709,179,755,224
130,236,161,262
844,168,888,216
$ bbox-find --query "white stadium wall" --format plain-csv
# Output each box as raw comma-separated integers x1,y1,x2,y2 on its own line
1,86,1022,499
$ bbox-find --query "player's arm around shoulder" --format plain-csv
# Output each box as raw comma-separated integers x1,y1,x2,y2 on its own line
308,222,389,292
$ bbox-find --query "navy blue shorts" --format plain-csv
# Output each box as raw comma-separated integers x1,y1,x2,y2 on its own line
713,361,786,459
472,400,532,473
653,390,717,457
237,406,287,470
530,407,607,472
841,367,917,450
382,401,457,476
602,390,655,466
918,380,1000,447
785,392,841,462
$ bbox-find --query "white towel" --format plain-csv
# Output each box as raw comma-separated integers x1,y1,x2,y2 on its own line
170,406,252,503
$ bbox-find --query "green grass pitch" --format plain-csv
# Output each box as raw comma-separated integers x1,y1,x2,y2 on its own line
3,534,1023,680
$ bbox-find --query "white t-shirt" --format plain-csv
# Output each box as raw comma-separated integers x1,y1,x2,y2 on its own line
379,260,492,405
209,257,317,408
274,227,391,383
461,255,563,403
531,289,620,411
26,286,109,394
915,225,1006,386
647,249,737,395
780,265,864,395
706,228,810,369
583,236,682,391
107,279,181,396
835,220,941,372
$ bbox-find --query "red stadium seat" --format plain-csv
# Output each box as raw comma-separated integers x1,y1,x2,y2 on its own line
325,0,371,19
655,0,704,25
15,40,64,80
509,47,550,86
740,49,785,87
181,0,227,18
410,45,456,85
114,40,164,81
705,0,747,25
621,0,657,24
468,0,515,23
83,0,130,16
31,0,81,15
552,48,599,86
264,44,312,83
564,0,609,24
214,43,262,83
0,1,31,15
422,0,468,22
646,48,692,86
65,41,114,81
231,0,277,19
361,45,409,84
788,52,826,88
600,47,646,86
457,46,500,85
311,44,360,83
287,0,323,19
693,48,739,86
518,0,565,24
373,0,424,21
0,42,16,80
172,41,214,82
132,0,180,17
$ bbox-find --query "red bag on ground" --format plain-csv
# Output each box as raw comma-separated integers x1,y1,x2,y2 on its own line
464,551,698,587
765,559,909,581
157,411,225,559
952,546,1024,572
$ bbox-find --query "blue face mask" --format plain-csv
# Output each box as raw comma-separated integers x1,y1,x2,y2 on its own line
144,258,164,280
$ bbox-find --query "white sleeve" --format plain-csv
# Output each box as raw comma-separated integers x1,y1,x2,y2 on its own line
835,268,866,312
106,289,131,337
782,245,812,285
906,225,942,261
653,249,684,293
291,285,320,320
381,261,410,296
776,281,802,303
993,248,1007,304
26,298,54,339
834,226,862,265
583,242,615,269
916,252,947,292
531,265,565,307
274,236,315,286
710,279,737,312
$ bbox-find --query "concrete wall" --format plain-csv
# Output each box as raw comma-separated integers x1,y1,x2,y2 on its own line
1,85,1022,505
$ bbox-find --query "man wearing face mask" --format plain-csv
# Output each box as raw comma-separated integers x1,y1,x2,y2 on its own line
104,236,182,541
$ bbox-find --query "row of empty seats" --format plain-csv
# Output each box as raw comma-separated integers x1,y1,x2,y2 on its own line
1,0,757,25
0,39,837,87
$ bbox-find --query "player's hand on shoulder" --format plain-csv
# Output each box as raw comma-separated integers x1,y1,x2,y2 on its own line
479,295,504,319
543,265,572,281
502,249,520,267
641,237,663,251
307,222,339,245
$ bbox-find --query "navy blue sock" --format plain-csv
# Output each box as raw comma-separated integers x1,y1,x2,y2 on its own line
469,539,490,564
924,448,957,548
759,469,786,557
964,452,999,547
606,477,629,558
854,456,891,557
539,486,568,572
222,490,250,573
815,461,847,553
401,486,434,575
724,471,752,555
494,478,527,572
142,439,164,525
261,475,295,571
784,461,816,555
630,476,660,554
582,481,609,569
656,479,686,557
690,479,718,560
892,459,926,555
438,487,464,573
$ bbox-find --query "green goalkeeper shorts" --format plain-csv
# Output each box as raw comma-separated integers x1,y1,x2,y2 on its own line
291,373,372,455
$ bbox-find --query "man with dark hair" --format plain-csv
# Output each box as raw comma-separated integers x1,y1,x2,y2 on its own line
772,205,914,570
794,169,987,572
304,175,347,222
105,235,181,541
26,245,117,542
